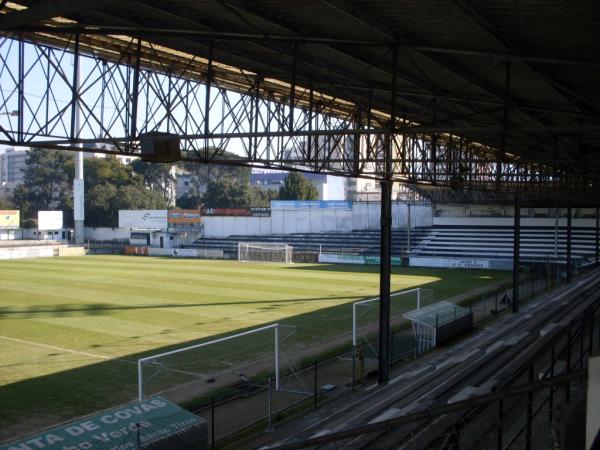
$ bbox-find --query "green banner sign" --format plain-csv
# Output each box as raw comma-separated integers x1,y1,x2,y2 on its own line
1,397,204,450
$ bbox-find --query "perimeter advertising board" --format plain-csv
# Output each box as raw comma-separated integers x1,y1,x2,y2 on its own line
168,209,202,224
0,210,19,229
119,210,168,229
271,200,352,210
0,396,207,450
201,207,271,217
409,257,491,269
37,211,63,230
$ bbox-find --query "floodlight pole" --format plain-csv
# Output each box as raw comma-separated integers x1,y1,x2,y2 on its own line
72,35,85,245
512,195,520,313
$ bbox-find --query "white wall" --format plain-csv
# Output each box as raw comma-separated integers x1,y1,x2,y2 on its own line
0,229,22,240
201,203,433,237
84,227,130,241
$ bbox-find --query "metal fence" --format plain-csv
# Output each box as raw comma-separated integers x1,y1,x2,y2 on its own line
179,262,594,448
270,293,600,449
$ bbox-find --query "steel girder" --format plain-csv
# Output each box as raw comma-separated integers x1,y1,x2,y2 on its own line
0,33,597,204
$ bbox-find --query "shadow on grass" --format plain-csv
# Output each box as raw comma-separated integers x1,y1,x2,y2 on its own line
0,268,509,439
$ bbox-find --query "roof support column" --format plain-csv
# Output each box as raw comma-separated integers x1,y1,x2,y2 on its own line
378,179,393,384
512,195,520,313
378,46,397,385
203,40,213,158
595,206,600,267
566,205,572,283
497,61,510,189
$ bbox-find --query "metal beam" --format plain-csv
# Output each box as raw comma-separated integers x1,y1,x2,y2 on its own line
596,206,599,267
566,205,572,283
378,179,393,384
0,0,120,30
512,195,520,313
7,24,600,70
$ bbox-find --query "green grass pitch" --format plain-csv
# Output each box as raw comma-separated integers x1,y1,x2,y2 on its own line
0,255,510,438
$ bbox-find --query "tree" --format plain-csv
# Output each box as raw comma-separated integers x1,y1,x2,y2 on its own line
11,149,73,224
12,150,169,228
250,187,279,207
0,197,12,209
176,192,202,209
176,149,251,197
202,179,254,208
131,160,176,206
279,172,319,200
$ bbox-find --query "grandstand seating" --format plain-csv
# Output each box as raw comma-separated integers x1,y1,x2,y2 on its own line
189,225,598,262
417,225,597,260
190,229,431,258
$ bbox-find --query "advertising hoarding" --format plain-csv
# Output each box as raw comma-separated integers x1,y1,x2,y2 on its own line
271,200,352,210
38,211,63,230
201,207,271,217
118,210,168,229
0,396,206,450
0,210,19,229
167,209,201,224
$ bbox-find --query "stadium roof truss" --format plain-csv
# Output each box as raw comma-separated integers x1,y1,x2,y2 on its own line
1,1,600,204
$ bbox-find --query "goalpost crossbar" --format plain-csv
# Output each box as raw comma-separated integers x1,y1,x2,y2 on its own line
352,288,423,346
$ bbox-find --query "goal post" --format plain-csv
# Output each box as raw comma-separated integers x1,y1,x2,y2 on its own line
238,242,293,263
352,287,434,348
137,323,308,402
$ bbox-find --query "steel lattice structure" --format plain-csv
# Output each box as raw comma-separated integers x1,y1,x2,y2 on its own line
0,31,596,204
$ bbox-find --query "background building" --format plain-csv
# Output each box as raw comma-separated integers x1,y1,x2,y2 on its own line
250,168,346,200
0,147,27,198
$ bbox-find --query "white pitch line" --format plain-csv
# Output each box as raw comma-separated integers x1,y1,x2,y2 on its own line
0,335,133,364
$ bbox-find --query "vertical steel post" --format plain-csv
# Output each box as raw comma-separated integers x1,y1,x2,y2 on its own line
137,360,143,401
378,46,397,385
130,39,142,142
289,43,297,133
512,195,520,313
496,61,510,189
567,205,572,283
204,41,213,158
497,399,503,450
554,206,559,257
595,206,600,267
526,366,533,450
274,325,279,391
313,360,318,409
407,202,411,255
378,179,393,384
17,36,24,143
211,397,215,450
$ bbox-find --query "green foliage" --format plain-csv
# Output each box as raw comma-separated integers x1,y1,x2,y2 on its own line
279,172,320,200
10,149,73,224
176,192,202,209
202,178,254,208
176,149,251,196
130,160,176,206
0,195,13,209
250,187,279,207
12,150,168,228
0,255,511,433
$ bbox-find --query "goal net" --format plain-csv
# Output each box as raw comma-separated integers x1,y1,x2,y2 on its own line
352,288,434,363
137,323,308,402
238,242,293,263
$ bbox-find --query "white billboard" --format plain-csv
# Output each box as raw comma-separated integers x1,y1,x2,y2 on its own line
38,211,63,230
119,210,168,229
